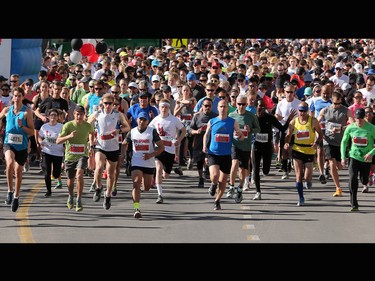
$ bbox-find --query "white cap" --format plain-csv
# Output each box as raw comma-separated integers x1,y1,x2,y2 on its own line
341,83,352,91
128,82,139,89
335,62,344,69
151,75,160,82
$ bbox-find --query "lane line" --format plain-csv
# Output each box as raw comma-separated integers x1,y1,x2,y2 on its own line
16,181,44,243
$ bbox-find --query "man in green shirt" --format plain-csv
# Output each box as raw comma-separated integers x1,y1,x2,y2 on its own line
340,108,375,211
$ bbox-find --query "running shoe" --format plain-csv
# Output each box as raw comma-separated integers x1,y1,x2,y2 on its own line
234,187,243,203
318,174,327,184
333,188,342,197
54,181,62,189
76,198,83,212
213,200,221,210
198,178,204,188
253,192,262,200
89,182,96,192
103,194,111,210
11,198,19,212
156,195,164,204
67,196,74,209
5,191,13,205
134,209,142,219
111,186,117,197
297,197,305,206
93,186,103,202
226,186,235,198
208,184,217,196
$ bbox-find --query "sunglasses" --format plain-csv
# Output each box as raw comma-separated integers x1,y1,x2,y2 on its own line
237,103,246,106
111,91,119,94
299,110,307,112
285,90,294,94
95,88,103,90
206,89,215,92
203,104,211,107
103,102,113,105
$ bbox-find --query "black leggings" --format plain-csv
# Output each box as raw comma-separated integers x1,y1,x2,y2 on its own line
252,143,273,193
41,152,63,192
348,158,371,208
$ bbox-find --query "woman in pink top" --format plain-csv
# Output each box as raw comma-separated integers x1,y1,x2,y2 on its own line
348,91,365,117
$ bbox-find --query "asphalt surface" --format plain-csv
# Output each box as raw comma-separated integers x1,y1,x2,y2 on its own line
1,160,375,244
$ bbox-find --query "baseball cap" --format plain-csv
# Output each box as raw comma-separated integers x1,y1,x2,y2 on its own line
335,62,344,69
304,87,312,96
137,112,150,121
355,108,365,119
151,59,159,67
162,85,171,92
128,82,138,89
341,83,352,91
151,75,160,82
304,73,313,82
186,72,197,81
0,75,8,82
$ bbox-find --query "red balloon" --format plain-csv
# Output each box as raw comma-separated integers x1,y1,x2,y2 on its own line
87,52,99,63
80,43,95,56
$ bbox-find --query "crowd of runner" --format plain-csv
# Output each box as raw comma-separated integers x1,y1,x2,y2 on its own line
1,38,375,217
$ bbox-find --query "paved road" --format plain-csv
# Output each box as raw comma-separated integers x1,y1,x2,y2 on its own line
1,161,375,243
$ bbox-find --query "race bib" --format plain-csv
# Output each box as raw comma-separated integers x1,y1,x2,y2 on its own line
45,137,57,144
215,133,230,143
319,120,326,130
100,133,115,140
160,136,174,147
135,143,150,151
8,133,23,145
353,136,368,147
241,128,249,138
255,133,268,143
326,122,341,134
181,113,192,120
70,144,85,154
296,130,310,140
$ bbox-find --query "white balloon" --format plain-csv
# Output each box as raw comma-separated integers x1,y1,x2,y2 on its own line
87,39,97,47
82,38,97,47
70,50,82,64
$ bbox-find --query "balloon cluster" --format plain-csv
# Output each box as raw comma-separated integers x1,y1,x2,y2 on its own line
69,39,108,64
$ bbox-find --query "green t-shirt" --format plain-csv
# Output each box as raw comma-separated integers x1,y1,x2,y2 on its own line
341,121,375,162
59,120,94,161
229,110,260,151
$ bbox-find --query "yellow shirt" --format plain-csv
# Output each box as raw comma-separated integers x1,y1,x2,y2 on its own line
292,116,316,155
